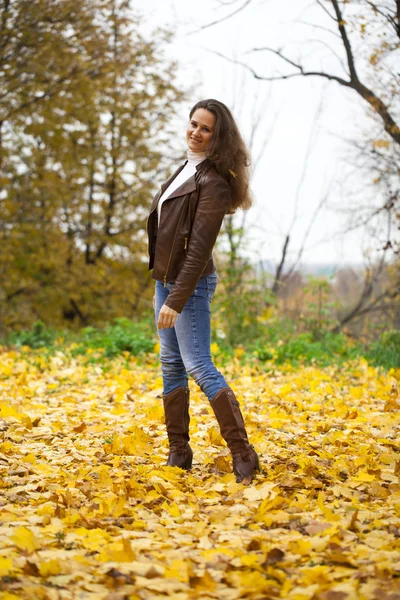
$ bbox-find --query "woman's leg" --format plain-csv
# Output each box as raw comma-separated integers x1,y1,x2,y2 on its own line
173,273,228,402
155,280,188,394
174,273,259,482
155,280,192,469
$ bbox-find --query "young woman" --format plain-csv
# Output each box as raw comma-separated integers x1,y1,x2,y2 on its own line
147,99,259,484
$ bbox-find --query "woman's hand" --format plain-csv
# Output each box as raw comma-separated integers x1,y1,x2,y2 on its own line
157,304,179,329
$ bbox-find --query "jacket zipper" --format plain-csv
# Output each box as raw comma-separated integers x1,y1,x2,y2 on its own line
164,207,186,287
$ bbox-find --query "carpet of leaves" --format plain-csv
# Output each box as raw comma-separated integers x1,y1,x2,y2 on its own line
0,346,399,600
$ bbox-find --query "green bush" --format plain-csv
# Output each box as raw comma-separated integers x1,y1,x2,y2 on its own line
366,330,400,370
2,316,398,371
7,321,59,349
71,317,156,358
252,331,361,367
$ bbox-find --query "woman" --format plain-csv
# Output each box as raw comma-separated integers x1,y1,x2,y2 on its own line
147,99,259,484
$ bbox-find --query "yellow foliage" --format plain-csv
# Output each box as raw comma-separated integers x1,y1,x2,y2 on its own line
11,527,40,553
0,558,13,576
0,348,399,599
38,559,63,577
210,342,220,355
164,559,189,582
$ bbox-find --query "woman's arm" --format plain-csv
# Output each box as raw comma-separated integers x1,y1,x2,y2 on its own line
163,176,231,314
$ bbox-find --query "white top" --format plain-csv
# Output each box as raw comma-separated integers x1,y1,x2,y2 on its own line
157,149,207,224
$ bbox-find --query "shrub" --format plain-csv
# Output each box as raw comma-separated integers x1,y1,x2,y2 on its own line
72,317,156,358
7,321,58,349
366,330,400,370
252,331,361,367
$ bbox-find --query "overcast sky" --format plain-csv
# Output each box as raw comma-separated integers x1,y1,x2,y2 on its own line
135,0,379,267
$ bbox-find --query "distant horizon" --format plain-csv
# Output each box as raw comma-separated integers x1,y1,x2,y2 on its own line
254,258,365,276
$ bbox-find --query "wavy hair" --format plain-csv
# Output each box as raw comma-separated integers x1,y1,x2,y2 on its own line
189,99,252,213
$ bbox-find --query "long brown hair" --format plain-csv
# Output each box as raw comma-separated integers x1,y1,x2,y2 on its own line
189,99,252,213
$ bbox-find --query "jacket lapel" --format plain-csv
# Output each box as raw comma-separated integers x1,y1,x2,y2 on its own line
164,175,196,200
160,163,187,193
160,158,212,201
148,158,212,215
148,162,187,215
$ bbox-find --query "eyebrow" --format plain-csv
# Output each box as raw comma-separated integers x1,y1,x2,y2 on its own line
191,119,213,130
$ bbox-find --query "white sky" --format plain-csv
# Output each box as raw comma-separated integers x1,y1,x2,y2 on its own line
135,0,382,266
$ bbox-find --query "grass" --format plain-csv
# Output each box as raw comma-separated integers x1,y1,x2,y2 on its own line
2,318,399,370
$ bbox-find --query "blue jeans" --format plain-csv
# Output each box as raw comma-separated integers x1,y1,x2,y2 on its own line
155,273,229,402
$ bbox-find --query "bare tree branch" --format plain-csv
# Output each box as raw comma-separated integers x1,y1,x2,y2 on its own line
332,206,398,332
248,46,352,85
246,42,400,146
272,234,290,295
316,0,336,21
207,0,400,145
365,1,400,38
289,190,330,276
297,18,341,39
186,0,254,35
330,0,358,81
397,0,400,36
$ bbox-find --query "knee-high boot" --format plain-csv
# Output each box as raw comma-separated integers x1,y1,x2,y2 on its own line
162,386,193,470
210,387,260,483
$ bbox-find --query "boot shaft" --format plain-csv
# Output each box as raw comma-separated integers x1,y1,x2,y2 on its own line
163,385,190,448
210,387,249,453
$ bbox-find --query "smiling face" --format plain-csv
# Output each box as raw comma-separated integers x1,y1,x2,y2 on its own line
186,108,216,153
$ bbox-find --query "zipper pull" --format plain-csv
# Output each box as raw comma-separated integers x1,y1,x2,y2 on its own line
164,275,167,288
184,237,188,250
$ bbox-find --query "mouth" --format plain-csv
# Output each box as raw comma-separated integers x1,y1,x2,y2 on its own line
191,137,201,143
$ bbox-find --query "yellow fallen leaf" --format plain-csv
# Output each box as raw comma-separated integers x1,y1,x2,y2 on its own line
165,501,181,517
39,559,63,577
74,528,111,551
189,570,216,591
301,564,331,584
317,493,341,522
164,559,189,582
353,471,375,482
241,554,261,567
11,527,40,553
349,386,363,399
208,426,225,446
0,557,13,576
98,538,136,562
122,427,152,456
0,402,26,421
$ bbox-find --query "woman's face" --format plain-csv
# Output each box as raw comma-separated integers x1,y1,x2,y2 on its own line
186,108,215,153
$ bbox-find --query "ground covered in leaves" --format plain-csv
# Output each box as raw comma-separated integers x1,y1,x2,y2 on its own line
0,347,399,600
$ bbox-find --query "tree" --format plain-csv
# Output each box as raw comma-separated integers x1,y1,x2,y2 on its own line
0,0,185,331
213,0,399,244
202,0,400,334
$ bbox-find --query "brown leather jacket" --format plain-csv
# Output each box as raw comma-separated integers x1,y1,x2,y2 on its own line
147,158,231,313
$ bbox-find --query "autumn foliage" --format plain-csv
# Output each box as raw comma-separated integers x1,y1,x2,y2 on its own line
0,0,184,332
0,346,399,599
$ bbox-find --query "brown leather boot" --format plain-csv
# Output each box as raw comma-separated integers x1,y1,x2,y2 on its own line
210,387,260,483
162,386,193,470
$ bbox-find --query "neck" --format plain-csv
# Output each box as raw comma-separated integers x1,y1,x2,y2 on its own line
187,148,207,165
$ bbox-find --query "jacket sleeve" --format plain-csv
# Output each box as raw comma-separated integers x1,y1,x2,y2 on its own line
164,176,231,313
